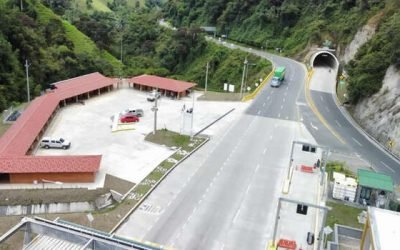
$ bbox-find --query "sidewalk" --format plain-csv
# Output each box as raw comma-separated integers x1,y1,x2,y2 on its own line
275,144,324,249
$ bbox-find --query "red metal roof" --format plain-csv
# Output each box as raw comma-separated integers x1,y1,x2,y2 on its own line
0,94,59,156
0,72,114,174
130,75,196,93
0,155,101,173
54,72,117,100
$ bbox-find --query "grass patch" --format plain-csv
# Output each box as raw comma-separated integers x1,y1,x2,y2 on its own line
326,161,356,181
145,129,191,148
336,79,349,104
326,201,365,229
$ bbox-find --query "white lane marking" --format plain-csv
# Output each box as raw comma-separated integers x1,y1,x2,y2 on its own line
280,105,283,109
325,106,330,112
263,148,267,154
286,86,289,90
283,98,285,102
233,208,241,223
245,185,251,195
320,96,324,101
258,110,261,115
267,96,270,100
310,122,318,130
381,161,395,173
269,135,273,140
263,102,266,107
352,137,363,147
335,120,342,127
278,113,281,118
255,164,261,172
286,116,289,119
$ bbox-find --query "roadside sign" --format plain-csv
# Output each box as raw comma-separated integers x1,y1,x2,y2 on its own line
87,213,94,223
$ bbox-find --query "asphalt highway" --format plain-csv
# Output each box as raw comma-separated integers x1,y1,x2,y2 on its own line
229,42,400,183
117,43,312,249
117,41,400,249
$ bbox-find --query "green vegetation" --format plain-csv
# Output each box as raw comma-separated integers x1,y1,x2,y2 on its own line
326,161,357,181
326,201,365,229
347,0,400,103
145,129,191,147
0,0,122,111
164,0,384,56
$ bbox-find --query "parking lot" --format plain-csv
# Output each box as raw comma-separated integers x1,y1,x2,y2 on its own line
34,86,249,189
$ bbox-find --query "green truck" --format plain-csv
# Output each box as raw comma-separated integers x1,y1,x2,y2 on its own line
271,66,286,87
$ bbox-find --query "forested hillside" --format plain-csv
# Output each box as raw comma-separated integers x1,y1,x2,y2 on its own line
0,0,122,111
163,0,400,104
0,0,270,111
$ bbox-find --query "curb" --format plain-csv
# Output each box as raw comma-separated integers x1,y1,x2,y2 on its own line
109,136,210,234
332,90,400,164
242,67,275,102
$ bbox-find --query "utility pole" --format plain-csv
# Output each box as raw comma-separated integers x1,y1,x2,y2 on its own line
25,59,30,102
205,62,209,94
190,91,195,139
240,57,248,99
120,35,123,64
152,91,159,135
20,0,23,11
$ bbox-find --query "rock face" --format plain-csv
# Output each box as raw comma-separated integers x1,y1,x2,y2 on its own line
353,66,400,155
342,24,376,64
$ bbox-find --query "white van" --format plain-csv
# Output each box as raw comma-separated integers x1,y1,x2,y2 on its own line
40,137,71,149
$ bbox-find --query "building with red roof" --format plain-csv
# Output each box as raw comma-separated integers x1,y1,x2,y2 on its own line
129,75,196,99
0,72,117,184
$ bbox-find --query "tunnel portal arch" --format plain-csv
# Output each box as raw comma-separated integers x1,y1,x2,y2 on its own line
310,50,339,69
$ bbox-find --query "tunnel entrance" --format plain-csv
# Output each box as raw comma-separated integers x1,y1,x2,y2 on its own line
311,51,339,69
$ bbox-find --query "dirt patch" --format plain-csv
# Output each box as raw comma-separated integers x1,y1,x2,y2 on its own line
197,91,241,101
104,174,135,195
0,175,135,206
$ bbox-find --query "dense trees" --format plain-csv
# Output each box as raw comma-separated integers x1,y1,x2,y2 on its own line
347,9,400,103
0,0,121,111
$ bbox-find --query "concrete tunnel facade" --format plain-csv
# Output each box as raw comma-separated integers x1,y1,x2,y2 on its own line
310,50,339,69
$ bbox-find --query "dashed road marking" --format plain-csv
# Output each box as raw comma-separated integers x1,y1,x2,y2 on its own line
335,120,342,127
278,113,281,118
310,122,318,130
352,137,363,147
263,148,267,154
280,105,283,110
258,110,261,115
380,161,395,173
263,102,266,107
320,96,324,101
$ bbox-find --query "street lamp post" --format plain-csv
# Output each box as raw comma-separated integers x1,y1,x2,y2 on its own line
240,57,248,99
205,62,209,94
25,59,30,102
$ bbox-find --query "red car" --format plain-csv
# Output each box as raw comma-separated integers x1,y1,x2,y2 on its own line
120,114,139,123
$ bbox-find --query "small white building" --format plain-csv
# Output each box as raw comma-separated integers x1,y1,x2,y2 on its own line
332,172,357,202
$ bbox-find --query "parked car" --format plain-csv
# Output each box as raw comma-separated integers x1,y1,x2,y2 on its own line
120,114,139,123
147,91,161,102
123,109,144,117
40,137,71,149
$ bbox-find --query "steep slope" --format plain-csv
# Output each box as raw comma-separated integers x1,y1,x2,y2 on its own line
0,0,122,111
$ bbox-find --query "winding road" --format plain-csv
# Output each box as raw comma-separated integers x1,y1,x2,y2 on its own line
116,40,400,249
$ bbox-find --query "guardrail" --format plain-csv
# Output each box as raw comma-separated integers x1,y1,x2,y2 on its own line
242,67,275,102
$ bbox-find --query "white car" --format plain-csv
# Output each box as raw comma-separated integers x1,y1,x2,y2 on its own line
147,91,161,102
122,109,144,117
40,137,71,149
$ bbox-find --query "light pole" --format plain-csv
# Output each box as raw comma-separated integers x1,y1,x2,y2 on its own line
240,57,248,99
25,59,30,102
152,90,159,135
244,62,256,93
190,91,195,140
205,62,209,94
